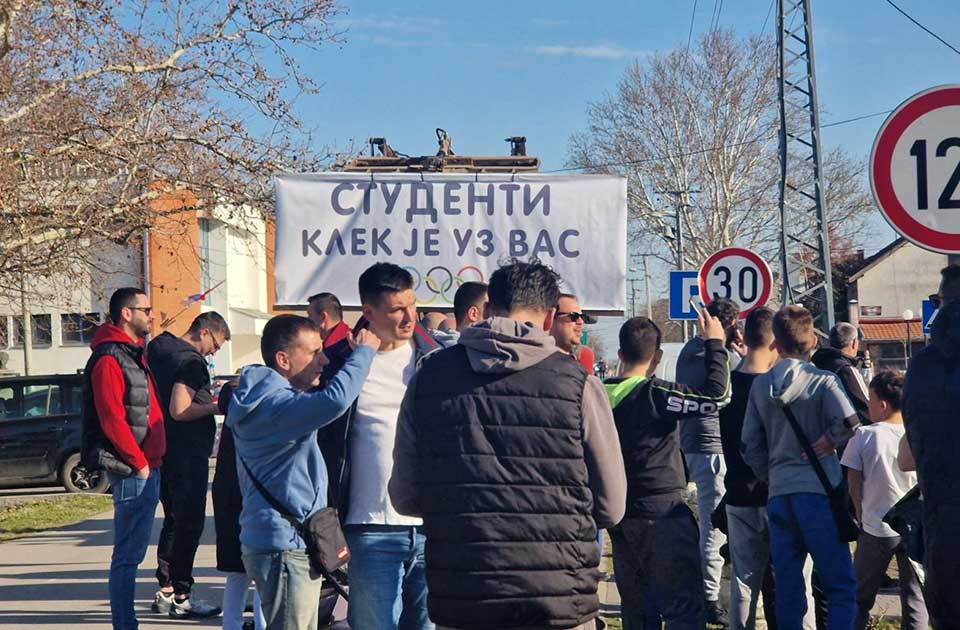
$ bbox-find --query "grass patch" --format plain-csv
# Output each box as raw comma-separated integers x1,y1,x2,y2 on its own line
0,495,112,541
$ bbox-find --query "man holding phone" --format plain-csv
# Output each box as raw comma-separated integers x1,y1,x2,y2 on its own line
676,297,742,627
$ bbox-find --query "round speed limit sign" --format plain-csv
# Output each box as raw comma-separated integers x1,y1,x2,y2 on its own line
698,247,772,318
871,85,960,253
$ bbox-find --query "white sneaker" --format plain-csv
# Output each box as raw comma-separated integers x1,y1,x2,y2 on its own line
168,596,222,619
151,590,174,614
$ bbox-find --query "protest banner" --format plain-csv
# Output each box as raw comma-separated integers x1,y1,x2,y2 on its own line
274,173,627,312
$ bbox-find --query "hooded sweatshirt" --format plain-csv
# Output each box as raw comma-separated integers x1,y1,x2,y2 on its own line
903,299,960,507
741,358,859,498
87,323,165,471
226,345,374,552
390,317,627,530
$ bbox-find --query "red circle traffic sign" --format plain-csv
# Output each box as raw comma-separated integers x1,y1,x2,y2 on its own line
698,247,772,319
870,85,960,254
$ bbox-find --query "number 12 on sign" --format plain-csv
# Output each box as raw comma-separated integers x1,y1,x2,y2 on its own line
909,138,960,210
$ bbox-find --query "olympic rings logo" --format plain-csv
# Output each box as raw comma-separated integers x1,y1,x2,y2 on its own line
403,265,485,305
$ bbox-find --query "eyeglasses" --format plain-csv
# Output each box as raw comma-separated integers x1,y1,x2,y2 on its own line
128,306,152,315
557,311,584,323
929,293,943,309
207,330,223,353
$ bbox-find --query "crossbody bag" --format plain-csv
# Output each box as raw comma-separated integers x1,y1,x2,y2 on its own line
239,457,350,599
780,405,860,543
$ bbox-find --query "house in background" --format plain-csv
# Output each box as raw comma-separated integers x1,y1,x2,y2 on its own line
0,189,280,376
846,238,946,371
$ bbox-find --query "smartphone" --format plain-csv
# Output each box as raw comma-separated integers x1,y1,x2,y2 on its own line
689,297,706,319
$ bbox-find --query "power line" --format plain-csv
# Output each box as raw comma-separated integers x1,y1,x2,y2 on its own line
547,108,893,174
884,0,960,57
684,0,699,57
760,0,775,35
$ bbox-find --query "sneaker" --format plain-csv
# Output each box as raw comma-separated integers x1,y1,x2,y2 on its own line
168,597,222,619
706,599,729,628
151,591,174,614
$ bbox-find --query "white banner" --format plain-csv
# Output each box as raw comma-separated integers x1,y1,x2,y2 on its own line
274,173,626,312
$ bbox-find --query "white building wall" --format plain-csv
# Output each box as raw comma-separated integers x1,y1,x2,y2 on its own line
855,243,947,318
0,242,142,375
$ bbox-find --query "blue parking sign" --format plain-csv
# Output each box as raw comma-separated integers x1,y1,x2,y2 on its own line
922,299,936,335
669,271,700,320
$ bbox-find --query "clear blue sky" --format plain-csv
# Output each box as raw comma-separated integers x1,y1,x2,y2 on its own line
288,0,960,356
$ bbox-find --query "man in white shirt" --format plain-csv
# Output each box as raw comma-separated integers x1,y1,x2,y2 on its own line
318,262,440,630
841,371,927,630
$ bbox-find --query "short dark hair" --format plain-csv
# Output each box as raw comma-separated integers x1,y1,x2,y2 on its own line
618,316,662,364
487,258,561,315
358,263,414,306
453,282,488,324
187,311,231,340
308,292,343,321
773,305,816,355
260,315,319,369
941,264,960,303
743,306,775,349
109,287,147,324
707,298,740,329
870,370,903,411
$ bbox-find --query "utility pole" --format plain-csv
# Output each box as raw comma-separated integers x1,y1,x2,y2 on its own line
18,262,31,376
658,189,698,341
777,0,835,334
627,278,639,317
642,255,653,319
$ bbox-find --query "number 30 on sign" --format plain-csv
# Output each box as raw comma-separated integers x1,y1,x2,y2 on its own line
698,247,772,318
871,85,960,254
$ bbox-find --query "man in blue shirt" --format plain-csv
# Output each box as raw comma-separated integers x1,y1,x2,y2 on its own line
226,315,379,630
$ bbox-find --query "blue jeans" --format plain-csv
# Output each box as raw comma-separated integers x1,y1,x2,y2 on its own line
242,547,323,630
344,525,433,630
108,469,160,630
768,494,856,630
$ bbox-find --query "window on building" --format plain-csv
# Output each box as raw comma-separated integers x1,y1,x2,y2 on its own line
0,317,7,349
12,314,53,348
61,312,101,346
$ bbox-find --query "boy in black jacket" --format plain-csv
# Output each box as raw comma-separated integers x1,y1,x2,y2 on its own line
605,313,729,630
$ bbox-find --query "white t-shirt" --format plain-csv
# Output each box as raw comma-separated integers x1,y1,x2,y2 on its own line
840,422,917,537
345,341,422,526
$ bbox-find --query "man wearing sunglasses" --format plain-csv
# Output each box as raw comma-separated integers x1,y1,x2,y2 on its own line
147,311,232,619
82,287,165,630
551,293,585,356
903,264,960,626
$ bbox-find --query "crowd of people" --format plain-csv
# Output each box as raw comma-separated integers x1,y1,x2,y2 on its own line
79,259,960,630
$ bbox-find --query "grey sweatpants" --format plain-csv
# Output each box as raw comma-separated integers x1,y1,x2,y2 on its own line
853,531,928,630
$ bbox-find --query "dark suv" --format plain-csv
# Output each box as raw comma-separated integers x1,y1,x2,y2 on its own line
0,373,108,493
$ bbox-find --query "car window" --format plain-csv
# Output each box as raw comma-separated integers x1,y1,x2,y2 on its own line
61,384,82,415
22,385,51,416
0,385,20,419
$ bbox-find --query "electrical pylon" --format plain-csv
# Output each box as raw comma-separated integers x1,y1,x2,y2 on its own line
776,0,835,333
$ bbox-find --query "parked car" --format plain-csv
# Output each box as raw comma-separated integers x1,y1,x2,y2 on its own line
0,373,109,493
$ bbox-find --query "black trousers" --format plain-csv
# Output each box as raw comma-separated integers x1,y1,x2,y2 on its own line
610,502,706,630
156,454,209,595
924,502,960,629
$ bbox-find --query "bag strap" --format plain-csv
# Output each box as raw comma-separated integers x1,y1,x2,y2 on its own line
238,456,304,532
238,456,350,600
780,404,835,494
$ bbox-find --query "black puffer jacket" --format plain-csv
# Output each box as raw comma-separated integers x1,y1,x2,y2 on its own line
903,300,960,507
812,346,870,426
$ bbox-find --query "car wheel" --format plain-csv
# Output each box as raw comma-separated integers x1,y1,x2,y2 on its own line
60,453,109,494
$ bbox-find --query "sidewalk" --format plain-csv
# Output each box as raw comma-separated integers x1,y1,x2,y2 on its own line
0,495,226,630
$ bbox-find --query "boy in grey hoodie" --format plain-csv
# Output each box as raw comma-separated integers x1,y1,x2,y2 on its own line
741,306,859,630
